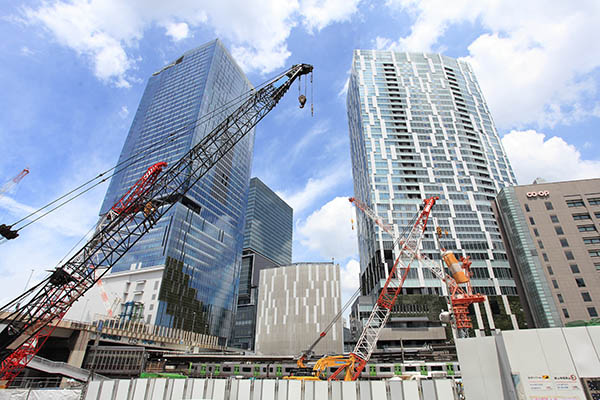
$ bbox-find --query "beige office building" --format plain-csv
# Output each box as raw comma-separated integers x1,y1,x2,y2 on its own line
254,263,343,356
494,178,600,328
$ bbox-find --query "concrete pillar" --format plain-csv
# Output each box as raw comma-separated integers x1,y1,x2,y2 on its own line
60,329,90,388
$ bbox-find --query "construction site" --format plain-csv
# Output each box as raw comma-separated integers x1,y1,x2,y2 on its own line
1,41,600,400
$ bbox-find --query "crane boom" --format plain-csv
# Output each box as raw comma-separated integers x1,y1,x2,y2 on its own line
350,197,485,339
345,196,438,379
0,64,313,384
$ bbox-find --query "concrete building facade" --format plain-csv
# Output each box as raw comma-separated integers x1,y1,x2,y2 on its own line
231,177,293,350
495,178,600,328
254,263,343,356
346,50,524,341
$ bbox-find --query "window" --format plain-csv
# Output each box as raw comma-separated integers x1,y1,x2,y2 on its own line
543,253,549,262
533,228,540,237
570,264,580,274
550,215,559,223
596,212,600,218
560,238,569,247
538,240,544,249
563,308,570,318
565,251,574,260
576,278,586,287
557,293,564,303
566,199,585,207
595,262,600,271
582,292,592,302
529,217,535,225
555,226,564,235
583,237,600,245
545,201,554,210
588,307,598,318
573,213,592,220
547,266,554,275
552,279,559,289
588,198,600,205
578,225,597,232
589,250,600,257
524,203,530,212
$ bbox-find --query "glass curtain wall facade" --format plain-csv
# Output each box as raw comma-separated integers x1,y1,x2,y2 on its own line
100,39,255,343
243,177,293,266
231,177,293,350
347,51,524,333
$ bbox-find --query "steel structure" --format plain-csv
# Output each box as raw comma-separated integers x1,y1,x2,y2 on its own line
0,168,30,241
349,197,485,338
291,196,438,382
0,64,313,384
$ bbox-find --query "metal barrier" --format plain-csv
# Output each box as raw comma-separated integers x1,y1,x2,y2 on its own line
78,377,459,399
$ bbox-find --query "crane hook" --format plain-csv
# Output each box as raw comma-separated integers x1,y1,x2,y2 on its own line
298,94,307,108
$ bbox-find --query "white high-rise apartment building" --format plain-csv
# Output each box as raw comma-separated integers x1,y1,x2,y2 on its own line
347,51,523,335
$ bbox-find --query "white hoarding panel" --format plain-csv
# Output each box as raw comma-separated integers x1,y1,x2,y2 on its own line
98,380,114,400
370,381,386,400
277,380,288,400
238,380,251,400
84,381,101,400
434,379,455,400
341,381,357,400
388,381,404,400
403,380,419,399
502,329,557,398
536,328,585,397
212,379,227,400
457,336,503,400
563,327,600,378
171,379,185,399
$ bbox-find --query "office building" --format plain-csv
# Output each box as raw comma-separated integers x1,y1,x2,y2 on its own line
494,178,600,328
346,51,524,339
231,177,293,350
89,39,255,344
254,263,343,355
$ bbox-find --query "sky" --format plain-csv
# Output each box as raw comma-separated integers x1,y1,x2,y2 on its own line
0,0,599,310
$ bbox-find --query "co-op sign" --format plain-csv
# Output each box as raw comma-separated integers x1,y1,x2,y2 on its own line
527,190,550,198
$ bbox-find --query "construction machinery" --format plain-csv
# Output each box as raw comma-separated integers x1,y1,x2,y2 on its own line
289,196,438,381
0,168,29,241
349,197,485,338
0,63,313,385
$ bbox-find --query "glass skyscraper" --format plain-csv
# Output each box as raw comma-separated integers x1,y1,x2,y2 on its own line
231,177,292,350
100,39,255,343
347,51,525,336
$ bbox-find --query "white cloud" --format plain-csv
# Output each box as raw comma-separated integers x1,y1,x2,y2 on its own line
340,258,360,294
380,0,600,128
164,21,190,41
297,196,358,260
502,130,600,184
118,105,129,119
277,167,350,214
299,0,362,33
20,46,35,56
23,0,361,86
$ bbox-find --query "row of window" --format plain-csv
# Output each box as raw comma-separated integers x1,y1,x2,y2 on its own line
562,306,597,319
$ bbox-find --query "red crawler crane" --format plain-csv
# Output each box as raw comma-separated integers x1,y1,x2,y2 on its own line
0,162,167,385
0,63,314,386
349,197,485,338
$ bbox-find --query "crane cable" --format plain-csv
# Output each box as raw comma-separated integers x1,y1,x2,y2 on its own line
5,68,291,235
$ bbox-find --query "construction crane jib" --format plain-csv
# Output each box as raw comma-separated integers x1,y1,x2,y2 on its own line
0,63,313,385
294,196,438,382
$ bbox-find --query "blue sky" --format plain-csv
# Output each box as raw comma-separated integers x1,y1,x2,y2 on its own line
1,0,599,306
